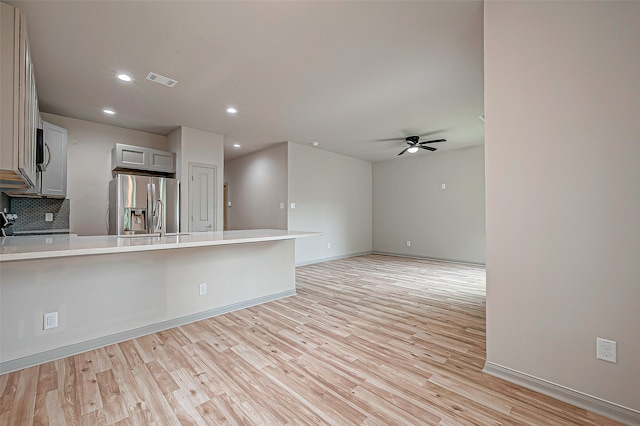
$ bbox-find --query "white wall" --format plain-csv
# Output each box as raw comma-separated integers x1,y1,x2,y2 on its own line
224,142,288,230
168,126,224,232
41,113,167,236
485,0,640,414
373,145,485,264
288,143,372,265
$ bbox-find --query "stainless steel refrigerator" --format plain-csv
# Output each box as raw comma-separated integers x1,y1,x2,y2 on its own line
108,174,179,235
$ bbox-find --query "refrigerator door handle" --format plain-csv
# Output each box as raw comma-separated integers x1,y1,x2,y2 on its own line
155,199,163,235
147,183,155,234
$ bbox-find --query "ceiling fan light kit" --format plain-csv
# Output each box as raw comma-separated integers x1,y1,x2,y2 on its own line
391,135,447,156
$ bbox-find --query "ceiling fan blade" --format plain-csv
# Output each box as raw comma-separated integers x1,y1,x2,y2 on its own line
374,137,406,142
397,148,409,156
418,138,446,145
419,145,437,151
418,129,446,138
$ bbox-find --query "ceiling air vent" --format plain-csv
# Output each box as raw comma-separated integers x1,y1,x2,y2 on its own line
146,72,178,88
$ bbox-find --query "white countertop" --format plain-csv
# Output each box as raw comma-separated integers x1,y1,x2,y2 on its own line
0,229,322,262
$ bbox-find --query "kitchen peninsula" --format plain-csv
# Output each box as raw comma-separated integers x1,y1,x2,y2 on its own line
0,229,320,374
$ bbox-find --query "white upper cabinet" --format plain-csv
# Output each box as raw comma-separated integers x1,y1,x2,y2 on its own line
0,3,39,190
111,143,176,174
40,121,68,197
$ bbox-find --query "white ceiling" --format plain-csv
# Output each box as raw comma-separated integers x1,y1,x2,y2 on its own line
9,1,484,162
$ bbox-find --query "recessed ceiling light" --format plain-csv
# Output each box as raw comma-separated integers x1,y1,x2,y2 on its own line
116,73,132,82
226,107,238,114
103,108,115,115
233,144,241,148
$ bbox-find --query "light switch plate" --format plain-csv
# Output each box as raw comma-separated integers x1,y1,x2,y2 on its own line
44,312,58,330
290,203,296,209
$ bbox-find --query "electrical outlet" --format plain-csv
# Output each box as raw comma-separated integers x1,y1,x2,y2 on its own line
43,312,58,330
290,203,296,209
280,203,285,209
45,212,54,222
406,240,411,247
199,283,207,296
596,338,617,363
327,243,331,249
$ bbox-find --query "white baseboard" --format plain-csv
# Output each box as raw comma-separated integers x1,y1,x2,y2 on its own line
0,289,296,375
372,250,486,266
483,361,640,426
295,250,372,267
296,251,485,268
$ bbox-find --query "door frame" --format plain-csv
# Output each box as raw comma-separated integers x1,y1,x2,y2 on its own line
223,182,228,230
188,162,217,232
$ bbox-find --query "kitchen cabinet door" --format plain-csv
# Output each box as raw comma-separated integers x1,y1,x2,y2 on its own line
40,121,68,197
0,3,38,190
111,143,176,174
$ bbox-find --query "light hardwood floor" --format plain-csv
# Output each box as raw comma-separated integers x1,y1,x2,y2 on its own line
0,254,623,425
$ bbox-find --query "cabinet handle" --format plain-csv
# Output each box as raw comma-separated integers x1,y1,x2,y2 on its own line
44,142,52,167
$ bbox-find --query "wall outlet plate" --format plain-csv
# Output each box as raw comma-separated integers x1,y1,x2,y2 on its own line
45,212,54,222
199,283,207,296
596,337,617,363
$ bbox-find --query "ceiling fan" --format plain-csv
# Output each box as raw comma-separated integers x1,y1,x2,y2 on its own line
387,135,447,156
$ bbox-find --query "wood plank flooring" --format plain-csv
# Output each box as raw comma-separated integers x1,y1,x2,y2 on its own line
0,254,623,425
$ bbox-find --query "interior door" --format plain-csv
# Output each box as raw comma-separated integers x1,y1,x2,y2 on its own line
189,163,215,232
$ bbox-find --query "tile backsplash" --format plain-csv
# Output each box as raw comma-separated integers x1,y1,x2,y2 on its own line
7,197,70,231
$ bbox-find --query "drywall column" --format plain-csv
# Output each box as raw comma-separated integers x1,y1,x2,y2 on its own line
484,0,640,419
168,126,224,232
